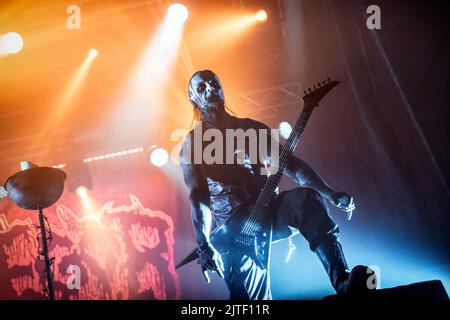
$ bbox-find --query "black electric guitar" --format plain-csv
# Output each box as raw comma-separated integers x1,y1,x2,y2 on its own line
176,78,340,270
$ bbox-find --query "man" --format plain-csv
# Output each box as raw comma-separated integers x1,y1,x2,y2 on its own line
179,70,375,299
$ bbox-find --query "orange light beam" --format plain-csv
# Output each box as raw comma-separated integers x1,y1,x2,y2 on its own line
40,50,98,139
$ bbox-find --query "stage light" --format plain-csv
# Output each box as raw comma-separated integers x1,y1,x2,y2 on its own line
76,186,88,198
40,46,99,138
0,32,23,54
256,10,268,23
150,147,169,167
279,121,292,139
111,6,187,141
167,3,189,24
83,147,144,163
88,48,98,58
66,160,92,194
189,10,271,55
76,185,97,217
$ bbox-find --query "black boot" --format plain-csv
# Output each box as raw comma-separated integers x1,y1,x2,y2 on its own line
314,234,376,295
314,234,350,294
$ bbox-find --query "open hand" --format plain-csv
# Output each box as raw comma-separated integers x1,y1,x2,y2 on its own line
330,192,355,220
197,243,225,283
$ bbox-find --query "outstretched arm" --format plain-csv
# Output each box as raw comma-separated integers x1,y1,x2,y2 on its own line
179,136,225,281
284,156,355,219
180,160,212,248
285,156,335,199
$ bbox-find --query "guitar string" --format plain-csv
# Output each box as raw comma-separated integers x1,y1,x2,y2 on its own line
241,92,319,233
242,117,304,235
247,113,308,233
248,114,308,229
250,111,310,232
242,111,311,235
242,113,307,234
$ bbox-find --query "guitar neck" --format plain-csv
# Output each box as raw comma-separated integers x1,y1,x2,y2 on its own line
242,78,339,232
255,108,313,209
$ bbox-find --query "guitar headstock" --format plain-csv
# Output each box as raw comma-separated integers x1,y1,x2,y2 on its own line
302,78,340,111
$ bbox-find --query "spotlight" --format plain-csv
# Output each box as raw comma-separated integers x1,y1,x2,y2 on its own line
279,121,292,140
66,160,93,194
150,147,169,167
0,32,24,54
256,10,268,23
167,3,189,24
76,186,88,198
88,48,98,58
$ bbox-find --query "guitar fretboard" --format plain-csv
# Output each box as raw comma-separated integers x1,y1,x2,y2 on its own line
242,109,312,234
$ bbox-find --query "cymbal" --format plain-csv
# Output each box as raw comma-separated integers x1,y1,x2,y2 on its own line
4,167,66,210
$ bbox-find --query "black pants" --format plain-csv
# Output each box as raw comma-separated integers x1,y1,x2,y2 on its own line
220,187,338,300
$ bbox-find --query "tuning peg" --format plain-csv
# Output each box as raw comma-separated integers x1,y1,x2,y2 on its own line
303,90,307,95
313,85,316,90
317,82,322,87
308,88,312,92
326,78,330,82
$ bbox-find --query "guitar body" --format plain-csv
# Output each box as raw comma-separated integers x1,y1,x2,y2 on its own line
210,203,273,269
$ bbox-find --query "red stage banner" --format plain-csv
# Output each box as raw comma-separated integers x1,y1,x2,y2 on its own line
0,155,181,300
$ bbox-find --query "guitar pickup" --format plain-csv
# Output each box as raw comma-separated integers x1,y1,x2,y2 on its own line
236,235,252,246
